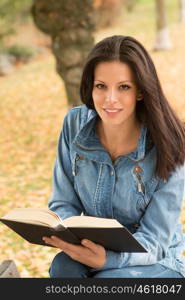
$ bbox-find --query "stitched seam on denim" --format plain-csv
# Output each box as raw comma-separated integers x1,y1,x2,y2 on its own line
93,163,103,216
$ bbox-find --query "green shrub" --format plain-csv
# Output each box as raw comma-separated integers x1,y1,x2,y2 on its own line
6,45,37,62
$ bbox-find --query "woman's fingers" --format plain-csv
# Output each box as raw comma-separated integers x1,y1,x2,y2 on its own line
42,236,106,268
81,239,102,254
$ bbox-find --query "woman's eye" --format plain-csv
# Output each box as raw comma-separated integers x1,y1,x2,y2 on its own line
95,84,105,89
94,84,130,90
119,85,130,90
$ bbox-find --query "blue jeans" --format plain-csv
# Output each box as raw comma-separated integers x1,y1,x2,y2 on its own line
49,252,182,278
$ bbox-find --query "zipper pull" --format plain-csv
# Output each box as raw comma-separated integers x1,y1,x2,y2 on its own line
138,181,143,193
137,175,145,194
133,165,145,194
72,155,79,176
72,154,84,176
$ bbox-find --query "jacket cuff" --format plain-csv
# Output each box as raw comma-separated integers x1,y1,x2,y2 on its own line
91,250,128,271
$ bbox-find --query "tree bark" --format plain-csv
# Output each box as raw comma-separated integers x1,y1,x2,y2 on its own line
153,0,172,51
179,0,185,23
31,0,95,107
93,0,123,28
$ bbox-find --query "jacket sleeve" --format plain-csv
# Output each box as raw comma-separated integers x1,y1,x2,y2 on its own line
48,112,84,219
100,163,185,270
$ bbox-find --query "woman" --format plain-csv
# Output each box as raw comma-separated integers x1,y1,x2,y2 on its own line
43,35,185,278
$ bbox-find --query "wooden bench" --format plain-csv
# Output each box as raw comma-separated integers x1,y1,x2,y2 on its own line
0,260,20,278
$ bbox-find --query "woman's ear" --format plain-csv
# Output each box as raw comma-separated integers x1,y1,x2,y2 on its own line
137,91,143,101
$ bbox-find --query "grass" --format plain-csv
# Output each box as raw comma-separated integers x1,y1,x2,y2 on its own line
0,0,185,277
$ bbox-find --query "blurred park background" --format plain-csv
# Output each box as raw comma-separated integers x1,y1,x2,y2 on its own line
0,0,185,277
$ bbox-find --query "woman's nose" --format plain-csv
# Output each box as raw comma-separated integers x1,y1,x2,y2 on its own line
105,89,118,103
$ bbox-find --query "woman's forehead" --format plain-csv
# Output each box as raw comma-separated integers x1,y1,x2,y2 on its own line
94,61,135,82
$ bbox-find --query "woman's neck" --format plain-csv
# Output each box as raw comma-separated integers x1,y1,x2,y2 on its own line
96,118,141,159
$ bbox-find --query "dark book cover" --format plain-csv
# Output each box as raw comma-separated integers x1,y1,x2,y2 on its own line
0,219,147,252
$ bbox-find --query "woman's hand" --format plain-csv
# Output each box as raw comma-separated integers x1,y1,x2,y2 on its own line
42,236,106,269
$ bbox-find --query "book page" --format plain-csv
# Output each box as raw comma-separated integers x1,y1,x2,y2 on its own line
1,208,64,228
63,216,124,228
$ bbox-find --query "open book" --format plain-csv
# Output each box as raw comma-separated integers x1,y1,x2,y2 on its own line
0,208,147,252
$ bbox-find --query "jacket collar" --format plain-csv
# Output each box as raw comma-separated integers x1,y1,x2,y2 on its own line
72,108,149,164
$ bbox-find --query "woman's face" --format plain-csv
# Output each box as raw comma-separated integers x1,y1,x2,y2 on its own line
92,60,140,127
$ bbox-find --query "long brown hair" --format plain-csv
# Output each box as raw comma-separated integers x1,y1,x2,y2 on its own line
80,35,185,181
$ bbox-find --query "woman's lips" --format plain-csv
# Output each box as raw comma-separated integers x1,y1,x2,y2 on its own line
103,108,123,117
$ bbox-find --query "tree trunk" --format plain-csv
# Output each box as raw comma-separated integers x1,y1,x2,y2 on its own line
153,0,172,51
93,0,123,29
179,0,185,23
31,0,95,107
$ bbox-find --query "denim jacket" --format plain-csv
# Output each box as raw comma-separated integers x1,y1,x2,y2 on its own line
49,105,185,276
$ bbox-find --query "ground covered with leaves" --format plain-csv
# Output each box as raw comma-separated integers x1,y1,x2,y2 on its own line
0,18,185,277
0,53,68,277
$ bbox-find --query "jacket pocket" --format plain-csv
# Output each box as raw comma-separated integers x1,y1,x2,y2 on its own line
71,152,100,215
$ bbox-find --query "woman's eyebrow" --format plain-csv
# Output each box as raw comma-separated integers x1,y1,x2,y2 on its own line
94,80,134,83
118,80,134,84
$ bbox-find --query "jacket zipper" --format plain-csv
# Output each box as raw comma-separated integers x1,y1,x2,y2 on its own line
130,160,145,194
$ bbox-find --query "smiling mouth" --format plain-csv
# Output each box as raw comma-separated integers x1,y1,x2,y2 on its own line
103,108,123,113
